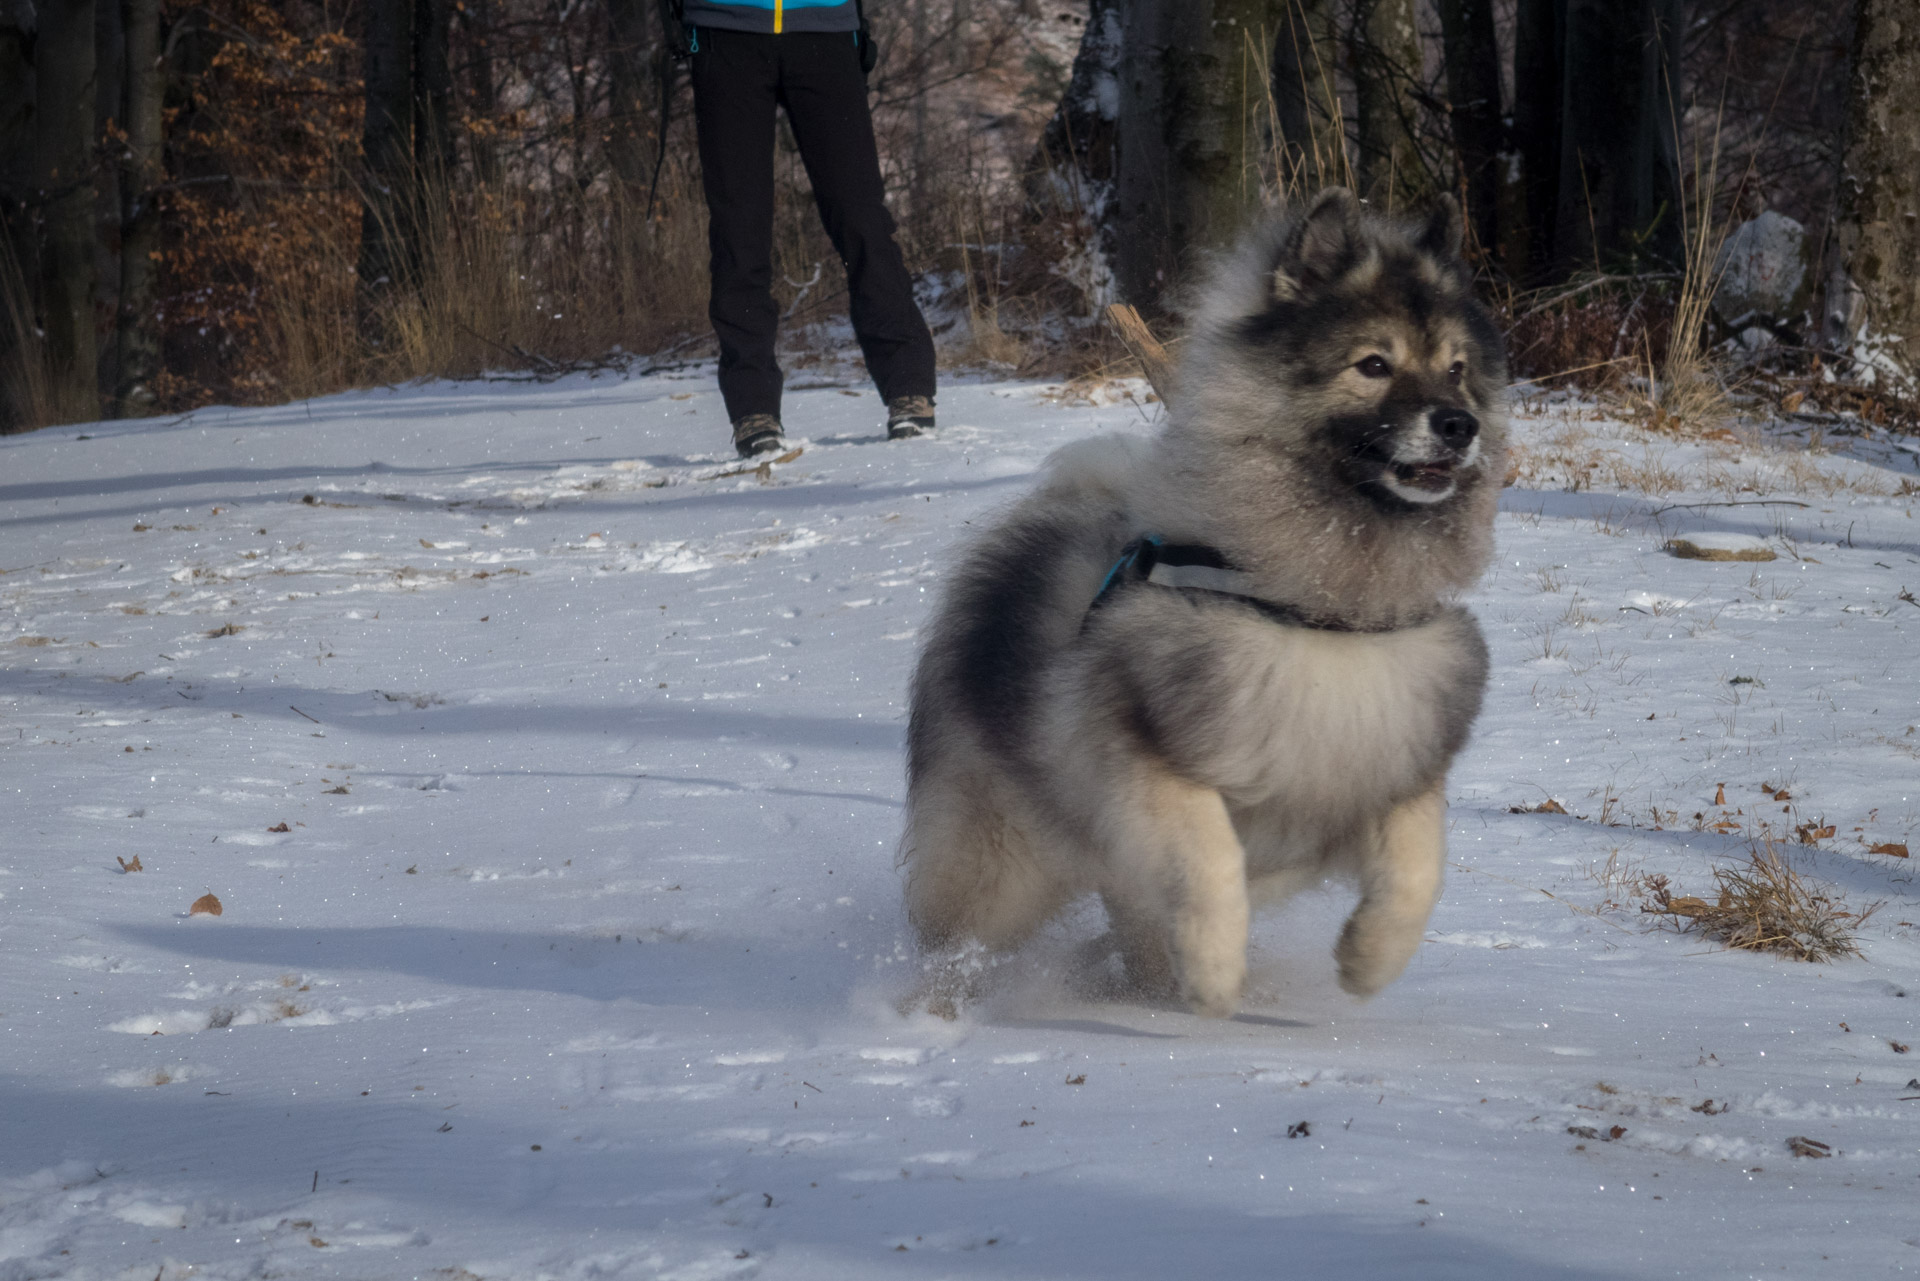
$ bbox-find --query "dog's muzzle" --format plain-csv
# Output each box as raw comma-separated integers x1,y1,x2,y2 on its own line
1384,408,1480,502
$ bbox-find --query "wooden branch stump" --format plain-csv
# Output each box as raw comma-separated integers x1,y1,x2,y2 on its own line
1104,303,1176,407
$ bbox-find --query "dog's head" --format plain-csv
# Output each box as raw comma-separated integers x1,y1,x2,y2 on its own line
1190,188,1507,512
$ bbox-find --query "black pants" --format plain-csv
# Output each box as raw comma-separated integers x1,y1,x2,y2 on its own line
691,30,936,422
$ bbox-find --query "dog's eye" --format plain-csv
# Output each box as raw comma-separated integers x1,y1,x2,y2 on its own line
1447,360,1466,385
1356,355,1392,379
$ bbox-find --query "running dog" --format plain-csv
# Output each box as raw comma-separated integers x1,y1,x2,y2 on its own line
901,188,1506,1017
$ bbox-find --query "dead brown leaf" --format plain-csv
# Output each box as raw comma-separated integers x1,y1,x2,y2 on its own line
116,855,143,873
267,822,290,833
1509,799,1569,815
1869,842,1909,858
206,622,244,638
190,893,223,916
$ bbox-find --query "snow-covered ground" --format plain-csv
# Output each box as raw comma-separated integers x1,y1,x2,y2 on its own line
3,369,1918,1281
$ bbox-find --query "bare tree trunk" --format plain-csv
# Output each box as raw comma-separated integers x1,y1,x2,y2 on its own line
1,5,34,269
1632,0,1680,261
1822,0,1920,386
93,0,123,403
0,1,30,207
1349,0,1429,208
1035,0,1121,189
0,0,35,431
1554,0,1680,275
1510,0,1562,283
114,0,162,414
461,0,500,187
1437,0,1500,257
606,0,653,195
909,0,930,222
413,0,454,178
1113,0,1281,313
34,0,100,421
360,0,413,323
1269,0,1341,193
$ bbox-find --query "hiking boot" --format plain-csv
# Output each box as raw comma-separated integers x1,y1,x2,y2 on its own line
886,394,936,439
732,412,786,458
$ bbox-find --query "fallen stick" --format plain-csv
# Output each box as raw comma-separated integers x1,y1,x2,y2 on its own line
1104,303,1177,407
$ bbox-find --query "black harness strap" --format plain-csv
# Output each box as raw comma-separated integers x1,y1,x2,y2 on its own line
1087,536,1412,634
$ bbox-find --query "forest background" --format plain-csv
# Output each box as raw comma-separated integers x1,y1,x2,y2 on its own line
0,0,1914,435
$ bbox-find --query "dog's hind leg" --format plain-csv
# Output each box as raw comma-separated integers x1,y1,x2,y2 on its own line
1334,784,1446,997
1088,893,1176,998
1106,771,1248,1017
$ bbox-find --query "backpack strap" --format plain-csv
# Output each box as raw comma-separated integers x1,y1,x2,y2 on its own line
646,0,691,220
854,0,877,73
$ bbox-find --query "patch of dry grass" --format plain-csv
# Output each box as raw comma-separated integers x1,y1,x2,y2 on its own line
1641,839,1879,962
1642,105,1735,438
1605,446,1688,494
1,244,96,433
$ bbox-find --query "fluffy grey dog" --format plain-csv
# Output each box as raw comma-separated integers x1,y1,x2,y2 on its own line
901,188,1507,1018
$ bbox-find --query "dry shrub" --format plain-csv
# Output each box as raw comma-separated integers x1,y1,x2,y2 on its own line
1641,114,1734,435
1642,839,1878,962
1504,283,1673,391
257,165,716,394
1501,117,1738,438
151,0,362,411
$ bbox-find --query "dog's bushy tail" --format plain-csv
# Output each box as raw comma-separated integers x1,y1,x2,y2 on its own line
899,432,1152,964
901,747,1066,956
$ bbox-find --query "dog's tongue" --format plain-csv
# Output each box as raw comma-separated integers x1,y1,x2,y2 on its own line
1394,460,1455,491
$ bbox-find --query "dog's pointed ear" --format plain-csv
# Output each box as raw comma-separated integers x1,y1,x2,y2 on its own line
1415,194,1463,261
1273,187,1361,301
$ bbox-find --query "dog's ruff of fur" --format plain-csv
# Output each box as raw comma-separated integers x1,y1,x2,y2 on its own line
900,189,1508,1017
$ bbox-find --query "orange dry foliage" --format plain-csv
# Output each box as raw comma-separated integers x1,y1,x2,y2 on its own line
153,0,360,410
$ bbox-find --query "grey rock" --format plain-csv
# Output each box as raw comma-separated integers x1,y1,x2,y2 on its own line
1713,211,1814,333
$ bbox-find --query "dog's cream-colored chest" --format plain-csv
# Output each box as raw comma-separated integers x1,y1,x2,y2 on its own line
1200,609,1484,809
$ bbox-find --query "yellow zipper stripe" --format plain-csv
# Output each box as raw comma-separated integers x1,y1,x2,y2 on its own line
774,0,782,32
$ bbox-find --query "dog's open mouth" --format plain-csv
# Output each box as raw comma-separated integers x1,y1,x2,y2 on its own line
1390,459,1456,493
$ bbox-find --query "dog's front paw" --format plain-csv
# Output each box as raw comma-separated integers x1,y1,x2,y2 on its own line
1182,986,1241,1018
1176,954,1245,1018
1334,961,1387,999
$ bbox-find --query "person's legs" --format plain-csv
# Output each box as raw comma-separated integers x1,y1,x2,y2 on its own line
777,35,936,410
691,31,784,424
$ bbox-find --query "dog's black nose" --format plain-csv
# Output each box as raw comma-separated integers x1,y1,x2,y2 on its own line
1429,407,1478,449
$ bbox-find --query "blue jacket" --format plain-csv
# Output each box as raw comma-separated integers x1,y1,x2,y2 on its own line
681,0,859,34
